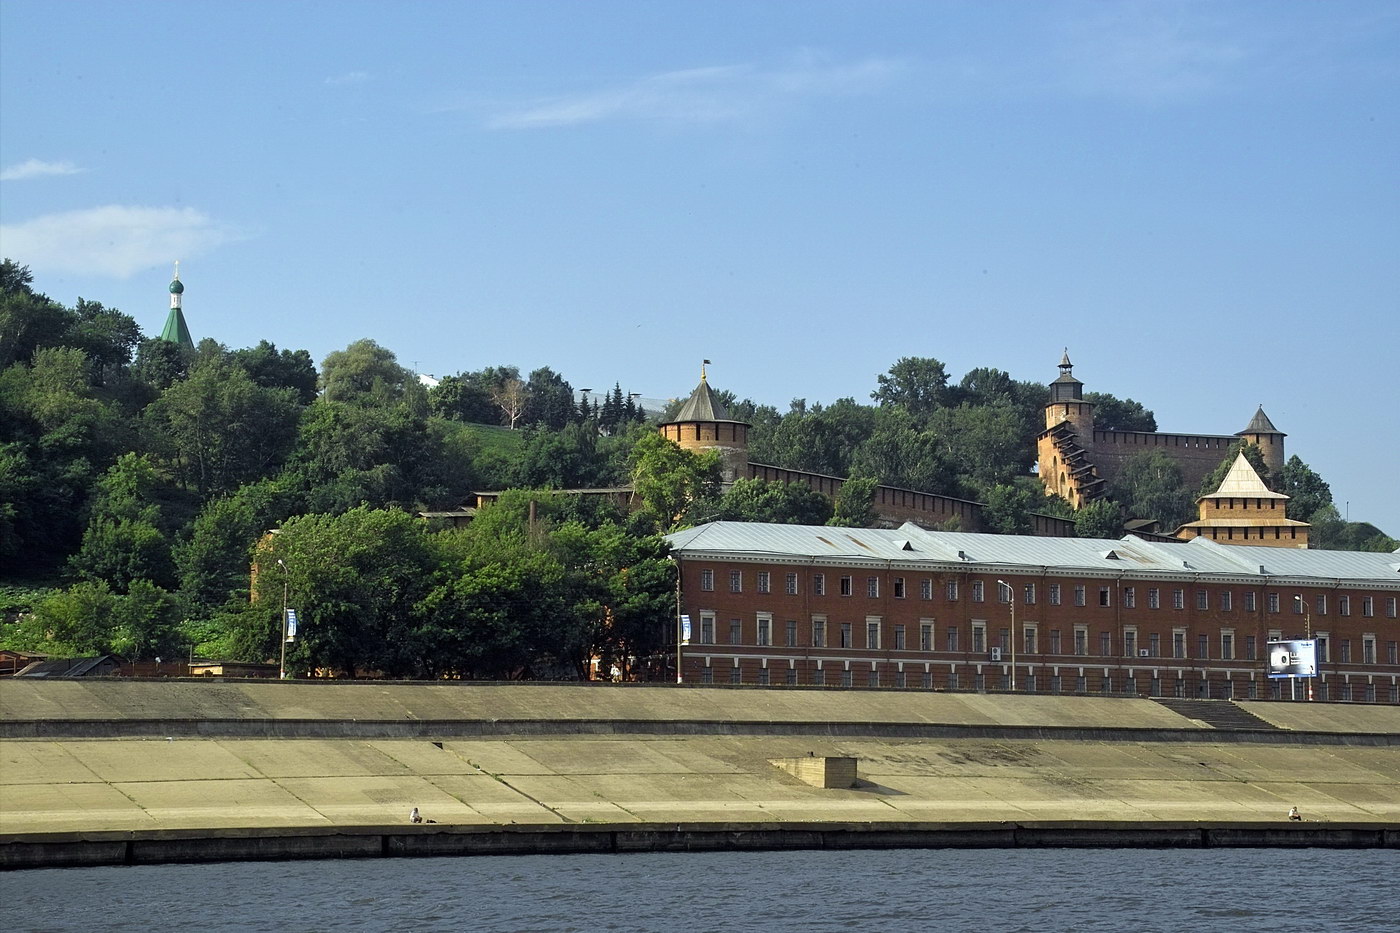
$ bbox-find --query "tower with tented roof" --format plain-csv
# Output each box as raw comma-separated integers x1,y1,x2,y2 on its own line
158,262,194,349
658,361,751,484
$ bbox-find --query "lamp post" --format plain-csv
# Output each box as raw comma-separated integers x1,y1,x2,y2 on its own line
997,579,1017,691
277,558,290,680
1294,595,1314,701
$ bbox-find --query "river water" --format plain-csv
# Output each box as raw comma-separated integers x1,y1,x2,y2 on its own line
6,848,1396,932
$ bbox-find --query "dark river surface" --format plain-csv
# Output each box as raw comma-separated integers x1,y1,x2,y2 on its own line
4,848,1396,932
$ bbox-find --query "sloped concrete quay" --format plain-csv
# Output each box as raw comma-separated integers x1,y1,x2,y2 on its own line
2,682,1398,868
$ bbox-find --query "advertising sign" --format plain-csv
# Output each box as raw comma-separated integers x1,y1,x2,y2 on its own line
285,608,299,643
680,614,691,645
1267,639,1316,679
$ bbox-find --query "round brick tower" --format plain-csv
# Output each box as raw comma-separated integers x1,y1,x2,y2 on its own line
1237,406,1286,476
659,363,750,484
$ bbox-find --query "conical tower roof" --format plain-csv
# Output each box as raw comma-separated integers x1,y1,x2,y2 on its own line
1200,452,1287,501
663,362,749,426
1238,406,1284,436
158,263,194,349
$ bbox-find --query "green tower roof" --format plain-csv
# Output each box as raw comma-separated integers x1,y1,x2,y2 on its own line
159,308,194,349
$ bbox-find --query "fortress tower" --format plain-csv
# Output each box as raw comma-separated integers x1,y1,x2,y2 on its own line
658,362,750,484
1036,352,1286,510
1237,407,1286,476
1175,451,1309,547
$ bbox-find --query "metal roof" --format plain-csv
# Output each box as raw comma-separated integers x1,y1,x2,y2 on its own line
1201,452,1287,499
1240,406,1284,435
664,378,748,425
666,521,1400,584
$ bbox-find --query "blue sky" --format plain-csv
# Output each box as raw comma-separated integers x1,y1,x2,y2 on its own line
2,1,1397,533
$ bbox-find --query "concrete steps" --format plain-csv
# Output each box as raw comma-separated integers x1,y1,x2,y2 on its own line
1153,698,1279,731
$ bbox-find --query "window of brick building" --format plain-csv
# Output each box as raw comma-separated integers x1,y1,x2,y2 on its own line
729,620,741,645
1099,632,1111,656
947,627,959,652
894,624,906,650
1049,584,1062,606
1073,625,1088,656
1099,587,1111,608
1197,634,1209,659
786,572,799,595
894,577,906,599
972,622,986,653
1268,592,1280,613
839,576,852,597
812,618,826,648
972,581,985,603
757,572,770,594
1244,592,1256,612
1024,584,1036,605
866,577,879,598
785,620,797,647
1339,596,1351,616
1074,586,1086,607
947,580,959,601
1173,588,1185,610
729,571,742,593
920,579,933,600
1196,590,1208,610
1362,596,1374,617
1148,587,1160,609
840,622,853,648
813,574,825,596
701,614,715,644
1124,587,1136,609
1049,629,1062,654
1220,591,1232,612
700,570,714,591
920,622,933,652
866,620,881,650
756,615,771,646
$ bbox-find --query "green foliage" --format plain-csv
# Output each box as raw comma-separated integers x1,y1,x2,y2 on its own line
1109,450,1195,530
872,357,951,414
145,357,302,499
628,432,721,532
68,453,176,591
254,507,438,677
1084,392,1157,432
1279,455,1332,522
230,340,319,405
829,475,878,527
319,338,413,404
1074,498,1123,539
10,578,180,660
707,478,834,525
982,482,1035,535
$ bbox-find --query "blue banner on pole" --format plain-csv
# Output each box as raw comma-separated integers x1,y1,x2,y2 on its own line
285,608,298,642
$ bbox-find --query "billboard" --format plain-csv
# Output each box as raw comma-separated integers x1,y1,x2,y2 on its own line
1267,639,1316,679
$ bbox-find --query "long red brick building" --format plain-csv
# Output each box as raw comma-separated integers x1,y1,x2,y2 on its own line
665,521,1400,704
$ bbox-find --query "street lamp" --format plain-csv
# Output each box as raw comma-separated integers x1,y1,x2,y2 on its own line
996,579,1017,691
277,559,290,680
1294,595,1314,702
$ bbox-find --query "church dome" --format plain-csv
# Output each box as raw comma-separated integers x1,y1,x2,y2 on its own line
169,278,185,295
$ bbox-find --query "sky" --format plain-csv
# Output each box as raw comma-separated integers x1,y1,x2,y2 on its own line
2,1,1397,533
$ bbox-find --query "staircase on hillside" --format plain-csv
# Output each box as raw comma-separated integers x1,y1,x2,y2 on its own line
1152,698,1280,731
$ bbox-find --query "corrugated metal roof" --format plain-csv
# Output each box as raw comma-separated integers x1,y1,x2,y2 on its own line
1202,452,1285,499
665,521,1400,584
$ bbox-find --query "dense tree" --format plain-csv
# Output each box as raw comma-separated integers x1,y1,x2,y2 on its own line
230,340,319,404
628,432,721,532
251,507,438,677
319,338,413,404
145,357,302,499
707,478,834,525
829,475,878,527
982,482,1036,535
522,366,576,430
512,422,609,489
1278,455,1332,522
68,453,177,591
1074,498,1123,539
1084,392,1157,433
872,357,950,415
927,403,1032,494
1109,451,1194,530
849,407,954,494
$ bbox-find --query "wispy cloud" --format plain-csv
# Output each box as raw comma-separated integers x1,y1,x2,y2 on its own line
1,158,84,182
1057,3,1246,101
0,205,241,278
325,70,370,87
488,53,905,129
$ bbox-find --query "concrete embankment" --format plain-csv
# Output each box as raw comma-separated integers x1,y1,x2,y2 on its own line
3,681,1398,868
6,821,1398,869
